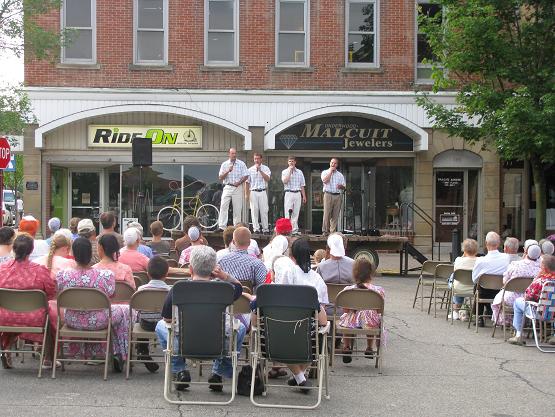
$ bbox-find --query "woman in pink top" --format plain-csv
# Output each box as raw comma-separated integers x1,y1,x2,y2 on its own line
34,234,76,279
94,234,135,289
119,228,149,272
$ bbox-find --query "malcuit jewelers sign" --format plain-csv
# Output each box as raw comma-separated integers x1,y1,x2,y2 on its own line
276,116,413,151
88,125,202,148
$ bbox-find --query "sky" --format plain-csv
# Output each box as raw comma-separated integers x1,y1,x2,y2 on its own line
0,54,24,85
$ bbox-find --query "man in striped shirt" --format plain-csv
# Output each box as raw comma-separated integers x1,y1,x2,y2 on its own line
321,158,346,235
281,156,306,235
218,148,248,230
246,153,271,234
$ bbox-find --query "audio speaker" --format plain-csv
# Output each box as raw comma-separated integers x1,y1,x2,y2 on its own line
132,138,152,167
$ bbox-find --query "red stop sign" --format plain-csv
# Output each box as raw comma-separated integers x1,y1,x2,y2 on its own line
0,136,11,170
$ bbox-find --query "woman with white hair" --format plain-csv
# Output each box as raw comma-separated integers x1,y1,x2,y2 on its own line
539,239,554,256
491,241,542,325
119,227,149,272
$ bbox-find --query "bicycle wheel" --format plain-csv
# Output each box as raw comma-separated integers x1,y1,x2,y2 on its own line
157,206,182,232
196,204,219,230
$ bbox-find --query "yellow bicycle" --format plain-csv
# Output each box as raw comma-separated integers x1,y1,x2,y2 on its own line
157,181,219,231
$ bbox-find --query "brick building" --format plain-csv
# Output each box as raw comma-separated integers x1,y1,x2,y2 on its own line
23,0,524,254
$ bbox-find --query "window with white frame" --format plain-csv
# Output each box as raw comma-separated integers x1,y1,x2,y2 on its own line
276,0,308,66
62,0,96,63
134,0,168,65
345,0,377,66
205,0,239,65
416,0,442,82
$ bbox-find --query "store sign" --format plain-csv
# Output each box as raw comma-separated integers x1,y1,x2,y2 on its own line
88,125,202,148
276,116,413,151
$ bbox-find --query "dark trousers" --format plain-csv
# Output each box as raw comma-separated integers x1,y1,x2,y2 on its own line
477,287,498,316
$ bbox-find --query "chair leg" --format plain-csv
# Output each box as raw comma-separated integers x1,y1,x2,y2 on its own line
52,319,60,379
104,323,111,381
126,327,132,380
475,300,479,333
427,283,434,315
412,278,421,309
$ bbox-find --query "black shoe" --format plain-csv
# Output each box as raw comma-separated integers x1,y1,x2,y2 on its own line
112,355,123,373
287,376,298,386
478,318,485,328
175,370,191,391
140,356,159,373
298,379,311,394
208,373,223,392
342,349,352,364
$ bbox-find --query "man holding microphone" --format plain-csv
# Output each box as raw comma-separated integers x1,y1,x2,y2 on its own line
281,156,306,235
218,148,248,230
321,157,345,235
246,153,271,234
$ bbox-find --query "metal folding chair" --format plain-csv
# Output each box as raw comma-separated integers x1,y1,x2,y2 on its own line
491,277,533,340
468,274,503,333
525,280,555,352
412,260,444,311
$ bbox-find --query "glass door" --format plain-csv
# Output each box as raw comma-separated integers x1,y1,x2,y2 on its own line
69,171,103,233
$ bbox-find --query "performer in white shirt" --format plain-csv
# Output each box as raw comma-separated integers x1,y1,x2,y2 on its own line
217,148,248,230
321,158,346,235
246,153,271,234
281,156,306,235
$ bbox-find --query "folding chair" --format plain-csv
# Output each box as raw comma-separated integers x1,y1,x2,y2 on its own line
332,288,384,371
163,280,239,405
241,280,254,294
446,269,473,324
0,289,49,378
134,272,149,285
524,280,555,352
166,259,178,268
428,264,454,317
53,288,112,380
233,294,252,364
468,274,503,333
126,289,169,379
113,281,135,303
491,277,533,340
134,275,146,288
251,284,330,409
412,260,444,311
325,283,350,365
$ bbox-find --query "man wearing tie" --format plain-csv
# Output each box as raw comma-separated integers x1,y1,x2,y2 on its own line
218,148,248,230
281,156,306,235
321,158,346,235
246,153,271,234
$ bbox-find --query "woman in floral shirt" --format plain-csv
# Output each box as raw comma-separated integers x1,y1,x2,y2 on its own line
56,237,131,371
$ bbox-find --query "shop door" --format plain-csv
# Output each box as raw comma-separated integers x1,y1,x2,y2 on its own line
435,170,480,242
70,171,103,233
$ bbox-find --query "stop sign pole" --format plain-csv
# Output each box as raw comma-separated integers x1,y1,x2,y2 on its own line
0,136,13,227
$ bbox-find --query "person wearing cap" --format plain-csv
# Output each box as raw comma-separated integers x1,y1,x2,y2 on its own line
274,217,292,236
539,238,554,256
246,153,271,234
19,215,50,261
127,221,153,259
491,240,542,325
316,233,355,284
503,237,520,262
45,217,61,245
119,227,149,272
321,158,346,236
178,226,205,265
281,156,306,235
77,218,100,265
217,148,249,230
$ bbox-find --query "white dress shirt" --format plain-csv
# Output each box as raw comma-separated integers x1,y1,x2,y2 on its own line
219,159,248,185
471,250,511,283
281,168,306,191
247,164,271,190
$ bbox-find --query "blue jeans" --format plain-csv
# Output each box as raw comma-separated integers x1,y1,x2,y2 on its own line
155,319,246,378
512,297,533,332
448,276,465,304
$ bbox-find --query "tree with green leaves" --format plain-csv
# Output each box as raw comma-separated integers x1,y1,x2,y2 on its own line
416,0,555,239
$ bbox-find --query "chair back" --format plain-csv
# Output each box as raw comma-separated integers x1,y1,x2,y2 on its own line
134,271,149,284
421,260,444,276
503,277,533,293
166,259,178,268
326,283,350,304
477,274,504,290
129,288,168,312
256,284,319,364
172,280,235,359
233,293,252,314
133,275,145,288
57,287,111,311
241,280,254,293
435,264,454,279
335,288,384,314
452,269,473,287
537,280,555,321
113,281,135,302
0,289,48,313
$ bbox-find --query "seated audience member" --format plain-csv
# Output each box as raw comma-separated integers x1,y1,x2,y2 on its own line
56,237,131,371
284,238,328,392
263,234,289,270
503,237,521,262
312,249,327,270
508,254,555,345
235,222,261,257
155,246,246,391
472,231,511,327
178,226,205,265
339,258,384,362
449,238,478,320
148,221,171,256
219,227,267,290
317,233,355,284
0,234,56,369
119,228,149,273
19,215,49,261
174,215,208,253
492,241,541,325
45,217,61,245
540,238,554,256
98,211,124,248
127,222,153,259
93,234,135,289
270,255,295,285
77,218,100,265
33,234,75,278
0,226,15,264
216,226,235,262
69,217,80,241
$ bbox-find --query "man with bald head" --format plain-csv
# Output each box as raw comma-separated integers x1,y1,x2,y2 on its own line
218,226,267,289
472,231,511,326
218,148,248,230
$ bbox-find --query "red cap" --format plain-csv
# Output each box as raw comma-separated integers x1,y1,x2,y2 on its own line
274,218,292,235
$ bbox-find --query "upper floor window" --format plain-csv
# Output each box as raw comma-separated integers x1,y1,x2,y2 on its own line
416,0,442,82
62,0,96,63
345,0,378,67
276,0,309,67
134,0,168,65
205,0,239,66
